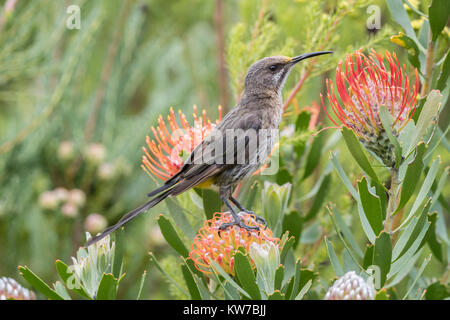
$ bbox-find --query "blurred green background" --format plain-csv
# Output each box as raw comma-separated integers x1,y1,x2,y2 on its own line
0,0,447,299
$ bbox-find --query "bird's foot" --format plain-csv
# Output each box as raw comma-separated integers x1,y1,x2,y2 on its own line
242,210,267,229
218,214,260,234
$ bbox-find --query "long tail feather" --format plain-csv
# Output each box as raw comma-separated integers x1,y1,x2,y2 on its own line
84,192,169,247
146,176,180,197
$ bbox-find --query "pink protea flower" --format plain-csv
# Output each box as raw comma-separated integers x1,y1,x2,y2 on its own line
0,277,36,300
321,50,419,167
141,106,222,180
189,212,280,276
324,271,376,300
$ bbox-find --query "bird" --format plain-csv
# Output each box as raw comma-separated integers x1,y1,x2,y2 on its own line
85,51,332,247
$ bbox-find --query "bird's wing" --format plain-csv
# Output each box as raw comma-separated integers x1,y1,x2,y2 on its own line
163,109,262,194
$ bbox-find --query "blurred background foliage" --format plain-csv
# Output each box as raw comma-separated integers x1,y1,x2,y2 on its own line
0,0,448,299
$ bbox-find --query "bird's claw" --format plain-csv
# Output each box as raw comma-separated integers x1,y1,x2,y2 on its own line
217,217,260,237
243,210,267,229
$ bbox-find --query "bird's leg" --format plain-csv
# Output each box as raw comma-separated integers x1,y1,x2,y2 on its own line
229,196,267,228
218,197,259,232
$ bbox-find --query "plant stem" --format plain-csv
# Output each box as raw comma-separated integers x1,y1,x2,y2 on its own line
384,168,399,235
420,29,435,97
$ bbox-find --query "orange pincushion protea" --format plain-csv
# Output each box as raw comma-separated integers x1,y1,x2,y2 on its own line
189,212,280,276
321,50,419,167
141,105,222,180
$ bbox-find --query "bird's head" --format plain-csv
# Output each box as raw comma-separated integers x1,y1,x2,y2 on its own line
244,51,332,95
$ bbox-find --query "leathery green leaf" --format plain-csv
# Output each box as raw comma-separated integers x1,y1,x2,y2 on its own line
18,266,64,300
358,177,384,236
341,127,381,185
157,214,189,258
373,232,392,287
234,252,261,300
325,237,344,277
395,143,426,213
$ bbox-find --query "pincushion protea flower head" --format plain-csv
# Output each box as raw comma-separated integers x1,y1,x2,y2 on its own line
321,50,419,167
189,212,280,276
0,277,36,300
142,105,222,180
324,271,376,300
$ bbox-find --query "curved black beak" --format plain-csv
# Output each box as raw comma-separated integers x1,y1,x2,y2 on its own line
290,51,333,64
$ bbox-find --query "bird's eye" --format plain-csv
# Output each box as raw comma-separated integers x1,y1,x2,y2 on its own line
269,65,278,71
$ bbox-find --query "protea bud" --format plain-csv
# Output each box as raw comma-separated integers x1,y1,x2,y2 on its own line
321,50,419,167
0,277,36,300
249,241,280,295
324,271,375,300
69,233,115,298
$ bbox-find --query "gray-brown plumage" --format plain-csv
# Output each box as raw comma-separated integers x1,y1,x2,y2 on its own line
85,51,332,247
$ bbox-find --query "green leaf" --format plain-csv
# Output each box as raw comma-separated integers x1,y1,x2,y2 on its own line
395,157,440,231
165,197,195,239
55,260,91,299
209,260,251,299
388,220,430,279
373,232,392,287
328,206,364,270
288,259,302,300
395,143,426,213
330,152,358,200
295,111,311,132
386,0,420,44
149,252,189,297
341,127,381,185
53,281,71,300
234,252,261,300
424,282,450,300
298,269,316,292
437,50,450,91
136,270,147,300
302,131,324,180
330,207,363,258
181,263,201,300
387,249,422,288
363,244,374,269
274,265,285,291
402,254,431,299
18,266,64,300
96,273,117,300
268,290,285,300
375,288,390,300
428,0,450,41
357,177,384,236
392,199,430,261
304,173,331,221
390,32,421,69
280,236,295,265
425,212,443,263
430,166,449,208
202,189,221,220
325,237,343,277
357,203,377,244
295,279,312,300
282,211,302,248
157,214,189,257
275,167,293,185
379,105,402,166
409,90,443,151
